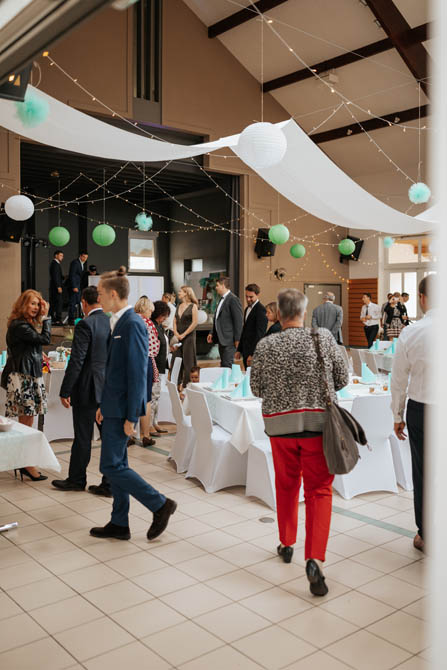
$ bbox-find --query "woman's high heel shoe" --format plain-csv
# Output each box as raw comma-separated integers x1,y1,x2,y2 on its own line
15,468,48,482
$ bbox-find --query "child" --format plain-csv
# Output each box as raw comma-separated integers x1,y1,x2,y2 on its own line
180,366,201,400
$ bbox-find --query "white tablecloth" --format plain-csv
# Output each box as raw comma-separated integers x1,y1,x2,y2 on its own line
0,419,61,472
338,381,391,413
371,352,393,373
185,383,265,454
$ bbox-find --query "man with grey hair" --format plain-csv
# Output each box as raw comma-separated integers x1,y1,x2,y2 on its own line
251,288,348,597
311,292,343,343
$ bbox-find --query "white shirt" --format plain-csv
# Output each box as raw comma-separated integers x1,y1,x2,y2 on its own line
390,309,435,422
215,290,230,319
110,305,132,333
360,302,381,326
245,299,259,322
163,302,175,331
87,307,103,317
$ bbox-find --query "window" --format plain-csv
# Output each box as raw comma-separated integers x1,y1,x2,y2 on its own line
128,231,158,273
192,259,203,272
134,0,161,102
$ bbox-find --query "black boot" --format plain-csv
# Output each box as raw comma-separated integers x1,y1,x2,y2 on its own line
147,498,177,540
90,521,130,540
52,479,85,491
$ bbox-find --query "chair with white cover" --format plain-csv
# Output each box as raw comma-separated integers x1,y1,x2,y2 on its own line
389,433,413,490
350,348,364,377
246,439,304,510
333,395,398,499
170,356,182,386
363,351,379,375
156,374,175,424
166,381,196,472
185,388,247,493
338,345,350,371
199,367,225,384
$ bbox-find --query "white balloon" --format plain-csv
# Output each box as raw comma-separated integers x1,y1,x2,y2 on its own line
237,122,287,169
5,195,34,221
197,309,208,325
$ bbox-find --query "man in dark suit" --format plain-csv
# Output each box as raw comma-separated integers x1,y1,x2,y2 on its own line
207,276,243,368
49,250,64,325
89,271,177,541
311,292,343,343
52,286,111,495
235,283,268,368
67,251,88,324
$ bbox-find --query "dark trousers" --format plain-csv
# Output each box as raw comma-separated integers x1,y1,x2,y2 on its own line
100,417,166,527
68,400,110,490
406,399,425,538
364,325,379,348
219,343,236,368
68,290,81,321
49,289,63,322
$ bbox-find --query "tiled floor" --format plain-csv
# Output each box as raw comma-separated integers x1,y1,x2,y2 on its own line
0,434,428,669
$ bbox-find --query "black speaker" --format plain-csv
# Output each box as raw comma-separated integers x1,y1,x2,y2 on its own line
254,228,276,258
0,218,26,243
0,65,31,102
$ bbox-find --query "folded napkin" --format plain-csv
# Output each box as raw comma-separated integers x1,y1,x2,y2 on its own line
1,351,6,367
388,372,392,388
391,338,397,354
241,371,254,398
221,367,230,388
230,381,244,399
229,363,243,384
361,362,377,383
370,340,379,351
211,373,225,391
337,386,354,400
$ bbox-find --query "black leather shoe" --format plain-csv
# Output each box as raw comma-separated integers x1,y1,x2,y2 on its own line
277,544,294,563
88,484,112,498
147,498,177,540
306,559,328,596
90,522,130,540
52,479,85,491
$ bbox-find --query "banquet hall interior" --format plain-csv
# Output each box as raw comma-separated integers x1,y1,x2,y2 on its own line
0,0,441,668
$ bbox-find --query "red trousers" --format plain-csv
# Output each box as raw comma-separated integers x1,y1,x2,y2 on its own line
270,435,334,561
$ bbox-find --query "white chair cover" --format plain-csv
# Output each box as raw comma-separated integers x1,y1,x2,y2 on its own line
199,367,226,383
157,374,175,424
170,357,182,386
389,433,413,491
363,351,379,375
338,345,350,371
349,349,363,377
185,389,247,493
166,381,196,473
333,395,398,499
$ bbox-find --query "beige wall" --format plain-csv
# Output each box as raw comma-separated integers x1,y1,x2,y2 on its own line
0,130,21,348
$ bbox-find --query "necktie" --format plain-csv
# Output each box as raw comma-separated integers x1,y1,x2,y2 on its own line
366,306,369,316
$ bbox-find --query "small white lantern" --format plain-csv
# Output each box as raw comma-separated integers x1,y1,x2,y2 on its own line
5,195,34,221
237,122,287,169
197,309,208,325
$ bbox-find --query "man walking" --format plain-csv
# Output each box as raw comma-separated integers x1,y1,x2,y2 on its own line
90,270,177,541
52,286,111,495
49,250,64,325
360,293,381,348
311,292,343,343
207,277,243,368
236,283,268,368
391,276,434,552
68,251,88,324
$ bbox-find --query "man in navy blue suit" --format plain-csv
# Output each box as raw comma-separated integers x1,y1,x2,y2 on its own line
67,251,88,324
90,270,177,541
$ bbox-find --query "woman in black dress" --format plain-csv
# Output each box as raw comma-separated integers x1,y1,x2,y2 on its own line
264,301,282,337
172,286,198,387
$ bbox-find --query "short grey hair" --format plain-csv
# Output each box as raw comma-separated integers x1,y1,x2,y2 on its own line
324,292,335,302
277,289,308,320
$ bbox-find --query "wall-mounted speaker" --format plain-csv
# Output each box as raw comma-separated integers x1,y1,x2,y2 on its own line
254,228,276,258
0,218,26,243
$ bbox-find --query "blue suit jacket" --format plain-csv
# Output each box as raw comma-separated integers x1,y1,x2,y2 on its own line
68,258,83,290
100,309,148,422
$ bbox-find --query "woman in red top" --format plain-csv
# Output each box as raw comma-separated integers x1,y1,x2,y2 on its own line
131,296,160,447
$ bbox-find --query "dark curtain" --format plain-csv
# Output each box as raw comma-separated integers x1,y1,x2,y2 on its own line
228,175,240,295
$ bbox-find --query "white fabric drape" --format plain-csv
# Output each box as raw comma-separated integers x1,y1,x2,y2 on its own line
0,86,435,234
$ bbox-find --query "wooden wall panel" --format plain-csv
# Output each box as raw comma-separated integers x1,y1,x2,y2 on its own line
348,278,378,347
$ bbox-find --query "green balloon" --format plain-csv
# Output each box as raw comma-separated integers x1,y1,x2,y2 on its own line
290,243,306,258
92,224,116,246
338,238,356,255
49,226,70,247
268,224,289,245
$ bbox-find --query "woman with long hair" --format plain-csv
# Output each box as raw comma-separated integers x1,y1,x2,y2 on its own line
132,296,160,447
383,295,407,339
264,301,282,336
1,290,51,481
172,286,198,387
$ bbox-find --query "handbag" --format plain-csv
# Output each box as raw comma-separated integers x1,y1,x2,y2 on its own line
311,329,367,475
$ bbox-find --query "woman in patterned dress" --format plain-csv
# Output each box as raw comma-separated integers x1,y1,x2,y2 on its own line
1,290,51,481
383,295,407,339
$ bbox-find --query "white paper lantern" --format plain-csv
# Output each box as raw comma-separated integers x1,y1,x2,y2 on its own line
5,195,34,221
197,309,208,325
237,122,287,169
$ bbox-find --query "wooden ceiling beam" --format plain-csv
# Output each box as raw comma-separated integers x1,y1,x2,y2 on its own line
311,104,429,144
364,0,431,96
208,0,288,39
263,22,430,93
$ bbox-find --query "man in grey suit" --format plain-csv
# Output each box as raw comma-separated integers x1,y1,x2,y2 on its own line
207,277,244,368
311,292,343,343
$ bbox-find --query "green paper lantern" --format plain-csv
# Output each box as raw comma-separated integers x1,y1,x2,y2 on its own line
383,236,394,248
92,224,116,246
268,224,289,245
290,243,306,258
338,238,356,256
49,226,70,247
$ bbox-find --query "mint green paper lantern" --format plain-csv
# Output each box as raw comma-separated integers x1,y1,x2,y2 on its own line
383,236,394,248
338,238,356,256
268,224,289,245
49,226,70,247
290,243,306,258
92,224,116,246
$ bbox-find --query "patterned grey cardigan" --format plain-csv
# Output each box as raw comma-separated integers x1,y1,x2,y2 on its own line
250,327,349,436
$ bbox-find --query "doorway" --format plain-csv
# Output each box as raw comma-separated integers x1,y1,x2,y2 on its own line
303,283,342,327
